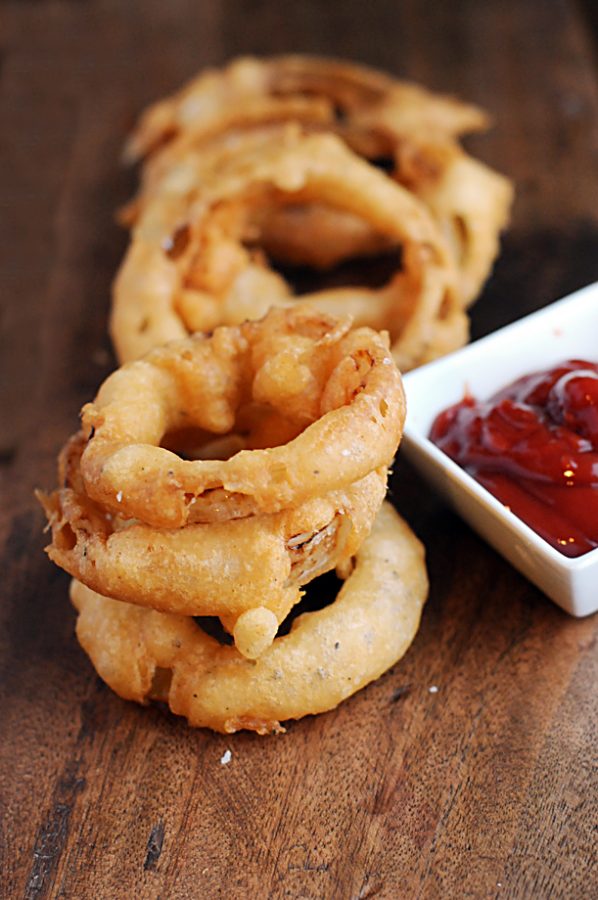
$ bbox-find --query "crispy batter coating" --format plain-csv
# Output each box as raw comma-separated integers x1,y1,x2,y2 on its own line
70,502,428,734
85,306,405,528
112,129,466,369
114,54,512,365
38,468,386,618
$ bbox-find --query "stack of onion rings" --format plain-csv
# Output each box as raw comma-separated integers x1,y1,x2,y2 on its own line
69,502,428,734
37,57,483,733
40,307,417,680
112,55,512,367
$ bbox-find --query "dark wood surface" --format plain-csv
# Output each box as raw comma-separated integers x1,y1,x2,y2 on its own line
1,1,598,898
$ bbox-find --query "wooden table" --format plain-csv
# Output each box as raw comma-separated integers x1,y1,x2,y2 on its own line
2,1,597,897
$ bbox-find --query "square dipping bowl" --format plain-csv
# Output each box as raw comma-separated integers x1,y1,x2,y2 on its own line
401,281,598,617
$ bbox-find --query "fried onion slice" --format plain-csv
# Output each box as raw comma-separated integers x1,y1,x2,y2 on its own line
70,502,428,734
120,54,511,322
84,306,405,528
112,130,464,370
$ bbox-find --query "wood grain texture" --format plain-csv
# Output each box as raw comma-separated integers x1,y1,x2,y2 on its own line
1,1,597,898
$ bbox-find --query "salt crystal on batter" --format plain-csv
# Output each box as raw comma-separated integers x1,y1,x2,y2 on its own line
116,491,123,503
220,749,232,765
428,685,439,693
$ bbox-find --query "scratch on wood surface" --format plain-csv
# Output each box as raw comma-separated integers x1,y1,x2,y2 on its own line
25,760,86,900
390,683,412,703
22,689,106,899
355,879,385,899
144,820,165,871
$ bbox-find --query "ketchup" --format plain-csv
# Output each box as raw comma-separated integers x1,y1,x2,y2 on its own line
430,360,598,558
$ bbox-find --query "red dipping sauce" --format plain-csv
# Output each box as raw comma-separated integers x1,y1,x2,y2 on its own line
430,360,598,558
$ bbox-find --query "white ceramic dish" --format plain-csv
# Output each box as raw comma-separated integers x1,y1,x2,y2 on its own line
401,281,598,617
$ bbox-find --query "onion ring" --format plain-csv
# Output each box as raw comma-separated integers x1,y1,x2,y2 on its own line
111,130,464,370
37,467,386,619
84,306,405,528
70,502,429,734
120,54,511,319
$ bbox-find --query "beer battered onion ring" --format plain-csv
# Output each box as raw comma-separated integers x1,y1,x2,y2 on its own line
38,467,386,619
84,306,405,529
70,502,429,734
121,55,512,317
111,131,465,370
